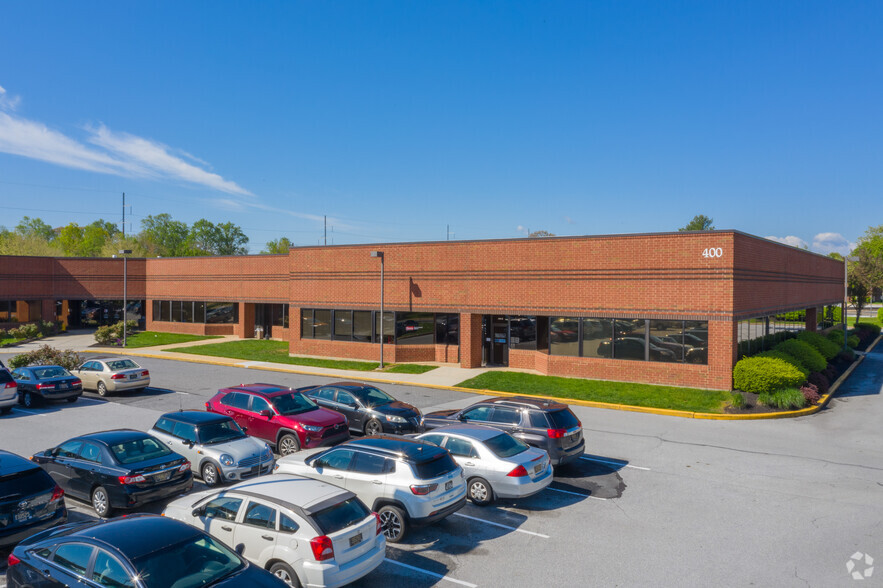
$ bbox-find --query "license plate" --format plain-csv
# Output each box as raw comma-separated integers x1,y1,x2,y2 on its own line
444,480,453,491
568,433,579,443
534,463,543,474
129,374,137,380
349,532,362,547
14,511,30,523
155,471,171,482
59,383,68,389
249,465,259,475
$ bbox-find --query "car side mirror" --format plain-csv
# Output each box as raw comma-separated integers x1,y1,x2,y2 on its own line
182,440,194,448
259,409,272,418
47,448,58,457
192,507,205,517
457,414,466,421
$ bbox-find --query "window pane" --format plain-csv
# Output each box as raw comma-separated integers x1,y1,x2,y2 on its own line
509,316,537,350
271,304,285,327
333,310,353,340
582,318,613,358
53,543,94,576
353,311,372,342
280,514,299,533
282,304,289,328
205,496,242,521
194,301,206,323
550,317,580,356
160,300,171,322
396,312,434,345
684,321,708,364
92,550,135,588
181,301,193,323
171,301,182,322
301,309,313,338
152,300,161,321
648,320,684,363
206,302,236,324
614,319,646,361
374,311,394,344
244,502,276,529
314,310,331,340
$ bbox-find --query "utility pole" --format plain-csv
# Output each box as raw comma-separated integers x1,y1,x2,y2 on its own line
122,193,126,238
324,215,327,246
447,225,449,240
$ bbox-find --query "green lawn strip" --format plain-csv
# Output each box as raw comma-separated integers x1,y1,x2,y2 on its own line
124,332,223,348
171,340,380,371
383,364,438,374
1,337,24,346
456,372,730,413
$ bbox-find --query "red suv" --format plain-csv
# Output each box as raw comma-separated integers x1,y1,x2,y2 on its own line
206,383,349,456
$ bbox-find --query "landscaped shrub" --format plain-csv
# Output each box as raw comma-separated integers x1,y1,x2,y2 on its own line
838,349,855,363
758,388,808,410
0,328,6,340
8,327,25,339
730,392,745,409
94,320,138,346
38,320,57,336
733,356,806,394
20,323,40,339
878,308,883,323
7,345,82,371
807,371,830,395
773,339,826,373
855,322,881,337
800,383,821,405
796,331,840,361
755,350,809,377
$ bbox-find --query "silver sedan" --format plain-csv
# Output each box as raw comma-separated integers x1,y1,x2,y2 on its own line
70,356,150,396
415,424,553,506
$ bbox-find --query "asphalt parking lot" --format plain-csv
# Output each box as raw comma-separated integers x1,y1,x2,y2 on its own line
2,349,882,587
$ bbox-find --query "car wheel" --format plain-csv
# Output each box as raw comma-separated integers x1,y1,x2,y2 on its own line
278,433,300,456
468,477,494,506
92,486,112,518
66,396,77,403
269,562,301,587
364,418,383,436
201,462,220,487
96,381,108,397
22,391,37,408
378,505,407,543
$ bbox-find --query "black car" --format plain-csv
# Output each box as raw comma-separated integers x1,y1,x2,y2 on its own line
422,396,585,466
31,429,193,517
6,514,287,587
0,450,67,549
301,382,423,436
11,365,82,408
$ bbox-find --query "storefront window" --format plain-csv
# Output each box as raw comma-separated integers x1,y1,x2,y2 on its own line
582,318,613,358
194,301,206,324
180,301,193,323
509,316,537,350
333,310,353,340
396,312,434,345
206,302,237,324
550,317,580,356
301,309,313,338
436,314,460,345
614,319,646,361
314,310,331,340
649,320,683,362
684,321,708,364
353,311,372,342
374,311,395,344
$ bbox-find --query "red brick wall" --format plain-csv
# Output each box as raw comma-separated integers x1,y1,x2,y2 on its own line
146,255,287,303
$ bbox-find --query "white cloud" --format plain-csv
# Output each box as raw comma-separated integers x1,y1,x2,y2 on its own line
516,225,528,235
0,84,251,196
811,232,855,256
765,235,809,249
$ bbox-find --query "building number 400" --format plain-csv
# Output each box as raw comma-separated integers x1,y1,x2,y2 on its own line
702,248,723,258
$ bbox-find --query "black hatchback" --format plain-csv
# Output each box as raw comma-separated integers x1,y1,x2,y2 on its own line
422,396,585,466
31,430,193,518
0,450,67,549
301,381,423,436
6,514,286,587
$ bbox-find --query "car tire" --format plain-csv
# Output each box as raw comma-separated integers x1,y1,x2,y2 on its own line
364,418,383,436
66,396,77,403
269,562,301,587
21,391,38,408
468,477,494,506
378,505,407,543
201,462,221,487
278,433,300,456
92,486,112,518
96,381,108,397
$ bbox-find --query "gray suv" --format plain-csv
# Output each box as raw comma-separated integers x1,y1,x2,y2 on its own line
149,411,274,487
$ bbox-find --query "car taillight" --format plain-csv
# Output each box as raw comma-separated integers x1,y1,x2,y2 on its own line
72,379,81,386
205,402,210,410
4,381,15,389
373,512,382,536
118,474,146,484
50,484,64,503
111,374,126,380
507,465,529,477
141,370,149,377
7,553,21,567
36,383,54,390
409,483,438,495
547,428,566,439
178,461,191,472
310,536,334,561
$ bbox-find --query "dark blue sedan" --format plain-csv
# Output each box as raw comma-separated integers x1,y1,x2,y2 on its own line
11,365,82,408
6,514,287,587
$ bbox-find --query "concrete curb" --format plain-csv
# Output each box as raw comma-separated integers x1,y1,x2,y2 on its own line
79,334,882,421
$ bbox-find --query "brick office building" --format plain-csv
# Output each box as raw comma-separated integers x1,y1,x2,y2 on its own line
0,231,843,390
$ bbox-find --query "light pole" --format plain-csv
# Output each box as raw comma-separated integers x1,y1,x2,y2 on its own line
371,251,384,368
843,255,859,350
119,249,132,347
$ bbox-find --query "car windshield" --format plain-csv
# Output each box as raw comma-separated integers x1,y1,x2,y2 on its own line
133,534,245,588
311,497,371,535
270,392,318,415
109,437,173,465
198,420,246,444
32,367,69,379
351,387,395,407
484,433,529,458
546,409,580,430
106,359,139,371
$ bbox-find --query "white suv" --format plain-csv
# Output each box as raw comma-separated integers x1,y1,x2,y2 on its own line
162,473,385,587
274,435,467,543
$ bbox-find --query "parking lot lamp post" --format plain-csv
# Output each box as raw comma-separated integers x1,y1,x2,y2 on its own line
119,250,132,347
371,251,384,369
843,255,859,350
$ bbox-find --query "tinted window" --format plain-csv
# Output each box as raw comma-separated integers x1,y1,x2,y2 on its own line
270,392,318,416
56,440,83,459
484,433,529,458
445,437,477,458
547,409,580,430
12,370,29,381
461,405,492,421
280,514,300,533
0,370,12,384
351,451,387,475
109,437,172,465
353,311,372,342
106,360,139,371
250,396,272,414
583,318,613,359
336,391,356,406
154,417,175,434
419,434,445,447
528,411,549,428
221,392,249,410
489,407,521,425
92,550,135,588
351,387,394,407
172,422,198,443
79,442,103,463
33,367,69,379
318,449,355,471
133,535,243,588
413,452,458,480
53,543,94,576
198,420,246,444
314,388,335,401
204,496,242,521
243,502,277,529
311,498,370,535
0,466,53,497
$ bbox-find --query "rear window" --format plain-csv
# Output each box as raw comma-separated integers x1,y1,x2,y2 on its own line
311,498,371,535
33,367,69,379
109,437,173,465
106,360,138,371
546,409,580,430
484,433,529,458
0,467,54,498
0,370,12,384
413,452,458,480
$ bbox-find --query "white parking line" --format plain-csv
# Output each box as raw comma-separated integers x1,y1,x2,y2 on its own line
12,407,45,417
547,486,607,500
384,558,478,587
580,456,650,471
452,512,550,538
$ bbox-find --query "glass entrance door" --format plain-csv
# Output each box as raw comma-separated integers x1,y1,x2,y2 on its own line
483,315,509,366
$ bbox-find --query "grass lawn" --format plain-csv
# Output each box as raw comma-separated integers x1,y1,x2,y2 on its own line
124,332,223,348
0,337,24,347
172,340,381,371
384,364,438,374
456,372,731,413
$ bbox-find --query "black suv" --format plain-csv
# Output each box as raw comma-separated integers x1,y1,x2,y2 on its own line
0,450,67,548
422,397,584,466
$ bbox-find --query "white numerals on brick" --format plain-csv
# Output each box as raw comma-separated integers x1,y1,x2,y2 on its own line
702,247,723,258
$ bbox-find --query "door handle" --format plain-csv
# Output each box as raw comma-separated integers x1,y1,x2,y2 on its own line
261,535,274,541
333,474,344,479
372,480,382,485
221,525,232,531
464,462,475,467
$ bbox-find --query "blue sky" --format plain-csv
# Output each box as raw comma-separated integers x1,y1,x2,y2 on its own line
1,1,880,254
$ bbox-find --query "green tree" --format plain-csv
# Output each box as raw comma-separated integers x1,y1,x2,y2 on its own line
679,215,715,231
56,223,85,256
15,216,56,242
528,230,555,238
140,213,190,257
849,226,883,321
188,219,249,256
262,237,293,254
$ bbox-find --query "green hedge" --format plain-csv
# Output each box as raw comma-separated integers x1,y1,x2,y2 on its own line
854,322,881,336
826,330,860,349
754,350,809,377
733,356,806,394
773,339,827,373
796,330,840,361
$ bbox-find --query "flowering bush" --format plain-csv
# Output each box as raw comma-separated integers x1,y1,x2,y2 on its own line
800,383,821,405
7,345,82,371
